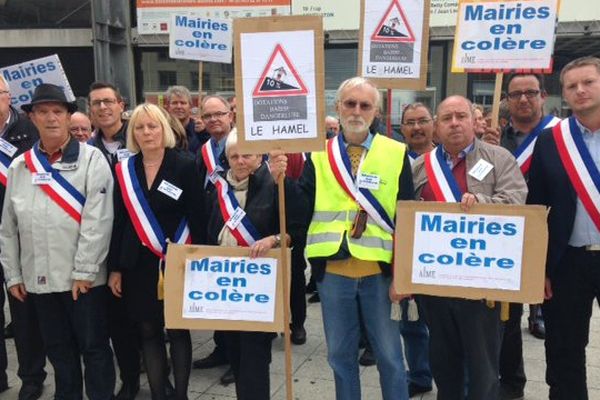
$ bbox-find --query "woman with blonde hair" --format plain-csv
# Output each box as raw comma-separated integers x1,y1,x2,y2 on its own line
108,103,206,400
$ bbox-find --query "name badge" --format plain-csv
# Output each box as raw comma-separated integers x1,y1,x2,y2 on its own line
468,159,494,181
0,138,17,157
157,180,182,200
226,207,246,229
116,149,131,161
357,173,380,190
32,172,52,185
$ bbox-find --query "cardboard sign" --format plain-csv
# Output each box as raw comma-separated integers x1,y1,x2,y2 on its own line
394,201,548,303
234,15,325,154
136,0,291,34
165,244,289,332
0,55,75,109
452,0,560,72
169,13,232,63
358,0,430,90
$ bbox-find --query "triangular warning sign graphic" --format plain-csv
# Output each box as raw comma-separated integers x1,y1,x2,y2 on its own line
371,0,415,43
253,44,309,97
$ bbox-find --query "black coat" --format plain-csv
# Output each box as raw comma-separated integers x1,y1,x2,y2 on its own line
206,162,304,247
527,122,578,279
108,148,206,272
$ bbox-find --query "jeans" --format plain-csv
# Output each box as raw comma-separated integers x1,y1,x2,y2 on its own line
318,272,408,400
31,286,115,400
400,299,432,388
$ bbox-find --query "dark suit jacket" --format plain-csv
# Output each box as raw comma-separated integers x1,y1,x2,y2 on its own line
196,140,229,196
527,120,578,279
108,148,206,271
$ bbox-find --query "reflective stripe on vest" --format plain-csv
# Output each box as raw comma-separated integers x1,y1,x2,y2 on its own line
306,134,405,263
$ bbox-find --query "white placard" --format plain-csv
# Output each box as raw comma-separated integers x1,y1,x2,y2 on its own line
412,211,525,290
182,256,277,322
0,55,75,109
361,0,427,80
240,30,318,142
169,13,232,63
452,0,559,72
292,0,360,31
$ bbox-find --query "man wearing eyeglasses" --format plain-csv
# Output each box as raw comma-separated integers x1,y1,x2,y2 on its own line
69,112,93,143
298,77,413,400
401,103,435,166
483,73,561,400
192,94,235,384
87,82,140,400
0,76,46,400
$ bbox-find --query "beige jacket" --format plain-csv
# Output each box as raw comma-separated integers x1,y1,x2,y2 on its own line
412,139,528,204
0,140,114,293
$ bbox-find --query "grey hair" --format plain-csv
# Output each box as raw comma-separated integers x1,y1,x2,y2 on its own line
165,85,192,104
335,77,381,107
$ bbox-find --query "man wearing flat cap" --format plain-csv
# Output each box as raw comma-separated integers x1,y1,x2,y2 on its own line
0,84,116,400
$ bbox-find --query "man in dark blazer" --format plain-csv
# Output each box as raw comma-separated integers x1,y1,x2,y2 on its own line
527,56,600,400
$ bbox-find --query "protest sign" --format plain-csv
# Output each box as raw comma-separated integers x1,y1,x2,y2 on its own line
165,244,289,332
394,201,548,304
234,15,325,154
136,0,291,34
452,0,560,73
292,0,360,31
358,0,430,90
169,13,232,63
0,55,74,109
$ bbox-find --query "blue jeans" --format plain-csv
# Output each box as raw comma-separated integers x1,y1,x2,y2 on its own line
318,273,408,400
31,286,115,400
400,299,432,388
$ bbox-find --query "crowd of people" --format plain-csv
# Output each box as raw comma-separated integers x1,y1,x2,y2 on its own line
0,55,599,400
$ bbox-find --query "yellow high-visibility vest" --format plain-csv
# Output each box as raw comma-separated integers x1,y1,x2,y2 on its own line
306,134,406,263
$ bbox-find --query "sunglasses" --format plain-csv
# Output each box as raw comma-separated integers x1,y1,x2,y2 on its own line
341,99,374,112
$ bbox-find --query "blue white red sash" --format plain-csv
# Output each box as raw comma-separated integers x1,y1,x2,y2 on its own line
201,141,261,246
326,135,395,233
115,155,191,259
24,145,86,223
514,115,561,175
0,152,11,187
553,117,600,231
408,150,419,166
423,146,462,202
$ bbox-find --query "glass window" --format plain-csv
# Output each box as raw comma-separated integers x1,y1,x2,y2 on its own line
158,71,177,90
0,0,91,29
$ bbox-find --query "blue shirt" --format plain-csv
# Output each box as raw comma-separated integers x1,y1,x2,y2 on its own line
569,119,600,246
341,131,374,150
442,141,475,169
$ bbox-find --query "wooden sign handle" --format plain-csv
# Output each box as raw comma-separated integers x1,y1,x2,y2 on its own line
490,72,504,130
277,173,293,400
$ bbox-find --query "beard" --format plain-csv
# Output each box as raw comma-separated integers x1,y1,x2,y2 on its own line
342,116,369,135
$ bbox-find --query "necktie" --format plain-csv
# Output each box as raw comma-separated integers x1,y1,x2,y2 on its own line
347,145,364,176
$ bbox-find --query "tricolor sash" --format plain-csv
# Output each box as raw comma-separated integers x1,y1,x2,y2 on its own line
514,115,561,175
115,155,191,259
326,135,395,233
201,141,261,246
0,152,11,187
408,151,419,166
423,146,462,202
24,145,86,223
553,117,600,231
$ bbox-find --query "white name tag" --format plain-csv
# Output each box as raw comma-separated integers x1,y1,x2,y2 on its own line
32,172,52,185
226,207,246,229
157,180,182,200
0,138,17,157
468,159,494,181
116,149,131,161
357,173,380,190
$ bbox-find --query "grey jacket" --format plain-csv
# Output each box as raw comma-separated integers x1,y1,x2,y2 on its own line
412,139,528,204
0,139,114,293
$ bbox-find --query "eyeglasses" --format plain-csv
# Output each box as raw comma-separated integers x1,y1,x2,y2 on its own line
69,126,91,133
403,118,432,127
201,111,229,121
507,90,540,101
341,99,374,112
90,98,118,108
